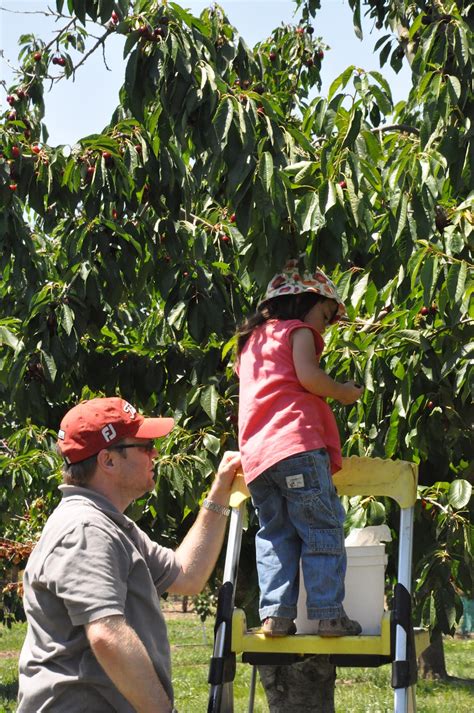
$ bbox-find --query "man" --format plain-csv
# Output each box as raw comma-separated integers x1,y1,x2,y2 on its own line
17,396,241,713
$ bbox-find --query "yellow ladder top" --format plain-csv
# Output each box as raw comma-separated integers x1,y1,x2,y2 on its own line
229,456,418,509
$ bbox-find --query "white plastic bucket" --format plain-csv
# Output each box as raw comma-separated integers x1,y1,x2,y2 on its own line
295,544,388,635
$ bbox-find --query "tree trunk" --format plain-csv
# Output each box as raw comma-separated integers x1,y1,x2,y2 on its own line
417,629,448,680
258,656,336,712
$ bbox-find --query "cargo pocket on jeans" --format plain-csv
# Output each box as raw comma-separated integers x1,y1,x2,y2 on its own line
309,527,344,554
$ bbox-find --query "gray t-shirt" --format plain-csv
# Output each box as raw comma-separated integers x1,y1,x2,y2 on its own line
18,485,180,712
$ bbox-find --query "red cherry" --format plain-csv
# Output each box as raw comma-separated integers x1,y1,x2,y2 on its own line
229,213,236,223
112,209,118,219
305,57,314,67
111,10,119,23
269,51,277,62
220,234,230,243
9,183,17,191
6,95,15,105
102,151,112,160
183,271,189,277
11,146,21,158
33,51,42,62
427,401,435,411
134,144,142,153
7,111,16,121
257,106,265,116
85,166,95,181
17,89,27,99
317,49,324,60
31,144,41,154
419,306,430,316
296,27,305,36
339,180,347,189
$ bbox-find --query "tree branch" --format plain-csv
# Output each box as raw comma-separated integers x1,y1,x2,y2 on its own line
371,123,419,135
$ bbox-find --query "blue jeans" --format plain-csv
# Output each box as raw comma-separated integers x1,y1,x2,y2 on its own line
248,449,346,620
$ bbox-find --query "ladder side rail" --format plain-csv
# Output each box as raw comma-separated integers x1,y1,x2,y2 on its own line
394,505,415,713
212,504,246,662
208,501,247,713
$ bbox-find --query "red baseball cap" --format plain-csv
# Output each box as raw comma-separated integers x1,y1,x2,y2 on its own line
57,397,174,464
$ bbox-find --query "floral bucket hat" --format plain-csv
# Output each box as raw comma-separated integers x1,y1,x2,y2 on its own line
259,259,347,322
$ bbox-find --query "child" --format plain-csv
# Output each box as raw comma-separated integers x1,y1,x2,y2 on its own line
236,260,363,637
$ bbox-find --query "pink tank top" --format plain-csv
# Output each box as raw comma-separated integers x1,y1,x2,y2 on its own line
237,319,342,484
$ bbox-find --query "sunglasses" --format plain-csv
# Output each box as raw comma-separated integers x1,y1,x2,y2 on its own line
110,440,156,453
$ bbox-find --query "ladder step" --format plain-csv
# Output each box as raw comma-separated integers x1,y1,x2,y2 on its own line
232,610,429,660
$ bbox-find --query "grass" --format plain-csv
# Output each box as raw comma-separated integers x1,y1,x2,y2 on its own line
1,617,472,712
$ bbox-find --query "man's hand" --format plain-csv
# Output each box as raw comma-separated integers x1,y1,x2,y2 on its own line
211,450,241,496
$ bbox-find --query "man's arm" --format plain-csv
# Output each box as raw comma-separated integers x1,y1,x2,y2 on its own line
85,615,172,713
168,450,241,595
292,328,364,405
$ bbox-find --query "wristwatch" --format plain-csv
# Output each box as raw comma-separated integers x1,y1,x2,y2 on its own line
202,498,231,517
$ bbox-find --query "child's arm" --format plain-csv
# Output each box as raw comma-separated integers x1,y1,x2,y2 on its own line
292,327,364,405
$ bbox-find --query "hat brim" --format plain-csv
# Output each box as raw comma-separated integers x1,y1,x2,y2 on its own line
135,417,175,439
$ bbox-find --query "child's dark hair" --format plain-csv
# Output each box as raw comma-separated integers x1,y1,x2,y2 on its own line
236,292,327,355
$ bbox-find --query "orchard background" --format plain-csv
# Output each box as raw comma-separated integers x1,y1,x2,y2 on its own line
0,0,472,685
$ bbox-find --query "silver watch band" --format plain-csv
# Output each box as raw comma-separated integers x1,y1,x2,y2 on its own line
202,498,231,517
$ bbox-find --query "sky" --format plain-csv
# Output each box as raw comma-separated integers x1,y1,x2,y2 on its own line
0,0,411,146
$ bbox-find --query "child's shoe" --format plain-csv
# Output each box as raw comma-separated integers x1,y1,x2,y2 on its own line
318,610,362,637
261,616,297,637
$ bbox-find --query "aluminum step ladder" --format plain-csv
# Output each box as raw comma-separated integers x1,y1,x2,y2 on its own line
207,456,429,713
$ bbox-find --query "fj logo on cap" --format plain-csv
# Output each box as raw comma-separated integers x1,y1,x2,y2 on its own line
123,402,137,419
101,424,117,442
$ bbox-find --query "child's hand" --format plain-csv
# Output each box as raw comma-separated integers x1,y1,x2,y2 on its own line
337,381,364,405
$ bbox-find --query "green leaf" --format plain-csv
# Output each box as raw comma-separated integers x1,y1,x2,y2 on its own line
385,407,399,458
295,192,320,233
394,193,408,244
40,350,57,383
259,151,274,194
203,433,221,455
367,500,386,525
346,504,367,530
341,108,362,150
364,280,378,314
369,84,392,116
446,75,461,103
453,25,469,69
446,261,467,305
328,66,355,101
420,255,440,306
352,0,363,39
448,480,472,510
200,385,219,423
60,304,74,336
0,326,19,350
351,273,369,309
73,0,86,25
213,97,233,150
368,70,392,97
